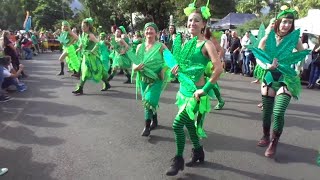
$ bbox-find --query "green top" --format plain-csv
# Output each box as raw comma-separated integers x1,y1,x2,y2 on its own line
167,34,175,51
124,37,130,45
80,33,96,51
179,40,209,97
132,39,142,53
98,40,109,60
31,35,38,45
135,41,164,81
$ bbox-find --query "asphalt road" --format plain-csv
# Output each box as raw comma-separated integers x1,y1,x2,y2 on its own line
0,52,319,180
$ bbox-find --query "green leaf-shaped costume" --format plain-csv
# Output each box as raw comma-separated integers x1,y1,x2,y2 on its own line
251,29,310,98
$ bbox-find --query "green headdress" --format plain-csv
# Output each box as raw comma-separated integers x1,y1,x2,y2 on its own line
276,5,299,19
144,22,159,33
184,0,211,20
83,17,94,25
100,32,106,38
118,26,127,34
62,21,70,26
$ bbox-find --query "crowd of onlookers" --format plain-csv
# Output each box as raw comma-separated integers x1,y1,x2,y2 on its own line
0,29,38,102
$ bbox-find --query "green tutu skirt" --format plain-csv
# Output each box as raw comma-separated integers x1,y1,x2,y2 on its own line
81,52,103,83
64,45,80,72
112,50,134,69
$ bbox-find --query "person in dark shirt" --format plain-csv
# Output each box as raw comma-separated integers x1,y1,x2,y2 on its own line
228,31,241,74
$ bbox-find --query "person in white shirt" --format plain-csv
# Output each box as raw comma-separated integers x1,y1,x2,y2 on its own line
1,56,27,92
241,31,252,76
220,30,229,70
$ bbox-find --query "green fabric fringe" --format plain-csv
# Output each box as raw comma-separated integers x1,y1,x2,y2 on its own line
175,92,211,138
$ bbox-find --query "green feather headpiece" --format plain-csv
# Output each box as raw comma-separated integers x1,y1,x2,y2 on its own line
144,22,159,33
184,0,211,20
83,17,94,25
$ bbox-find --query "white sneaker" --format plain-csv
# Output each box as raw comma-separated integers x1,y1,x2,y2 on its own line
0,168,8,175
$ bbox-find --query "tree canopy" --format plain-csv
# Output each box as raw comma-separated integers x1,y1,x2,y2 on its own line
1,0,319,32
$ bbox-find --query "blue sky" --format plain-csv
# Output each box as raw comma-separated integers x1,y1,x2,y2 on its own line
70,0,83,10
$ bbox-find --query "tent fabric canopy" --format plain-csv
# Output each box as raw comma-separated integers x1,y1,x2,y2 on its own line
211,13,256,29
295,9,320,36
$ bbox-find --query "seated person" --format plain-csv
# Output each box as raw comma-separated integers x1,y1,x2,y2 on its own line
0,56,12,102
1,56,27,92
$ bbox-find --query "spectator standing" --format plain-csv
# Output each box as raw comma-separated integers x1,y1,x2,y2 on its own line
228,31,241,74
241,31,252,76
220,30,229,70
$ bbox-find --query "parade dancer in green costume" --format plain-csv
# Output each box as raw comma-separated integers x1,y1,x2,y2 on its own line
204,27,225,110
98,32,111,90
131,31,142,53
251,7,310,158
166,0,223,176
57,21,79,76
108,26,133,84
72,18,110,95
133,22,172,137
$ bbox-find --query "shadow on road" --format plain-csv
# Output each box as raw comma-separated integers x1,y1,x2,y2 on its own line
0,146,58,180
203,132,318,166
192,162,290,180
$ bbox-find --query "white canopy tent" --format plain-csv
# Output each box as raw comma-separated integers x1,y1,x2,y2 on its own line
295,9,320,36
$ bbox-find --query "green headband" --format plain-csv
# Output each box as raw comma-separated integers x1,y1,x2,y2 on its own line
144,22,159,33
83,17,94,25
100,32,106,37
62,21,70,26
118,26,127,34
184,0,211,20
276,6,299,19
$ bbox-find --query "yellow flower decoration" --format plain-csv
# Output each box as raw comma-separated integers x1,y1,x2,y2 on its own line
280,5,289,11
184,0,197,16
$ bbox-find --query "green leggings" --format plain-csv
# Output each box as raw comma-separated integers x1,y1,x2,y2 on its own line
262,93,291,132
173,109,201,157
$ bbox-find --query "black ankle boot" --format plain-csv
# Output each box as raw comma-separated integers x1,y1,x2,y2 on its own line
57,62,64,75
123,74,131,84
141,120,151,136
101,82,111,91
166,156,184,176
72,86,83,95
185,146,205,167
150,113,158,130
